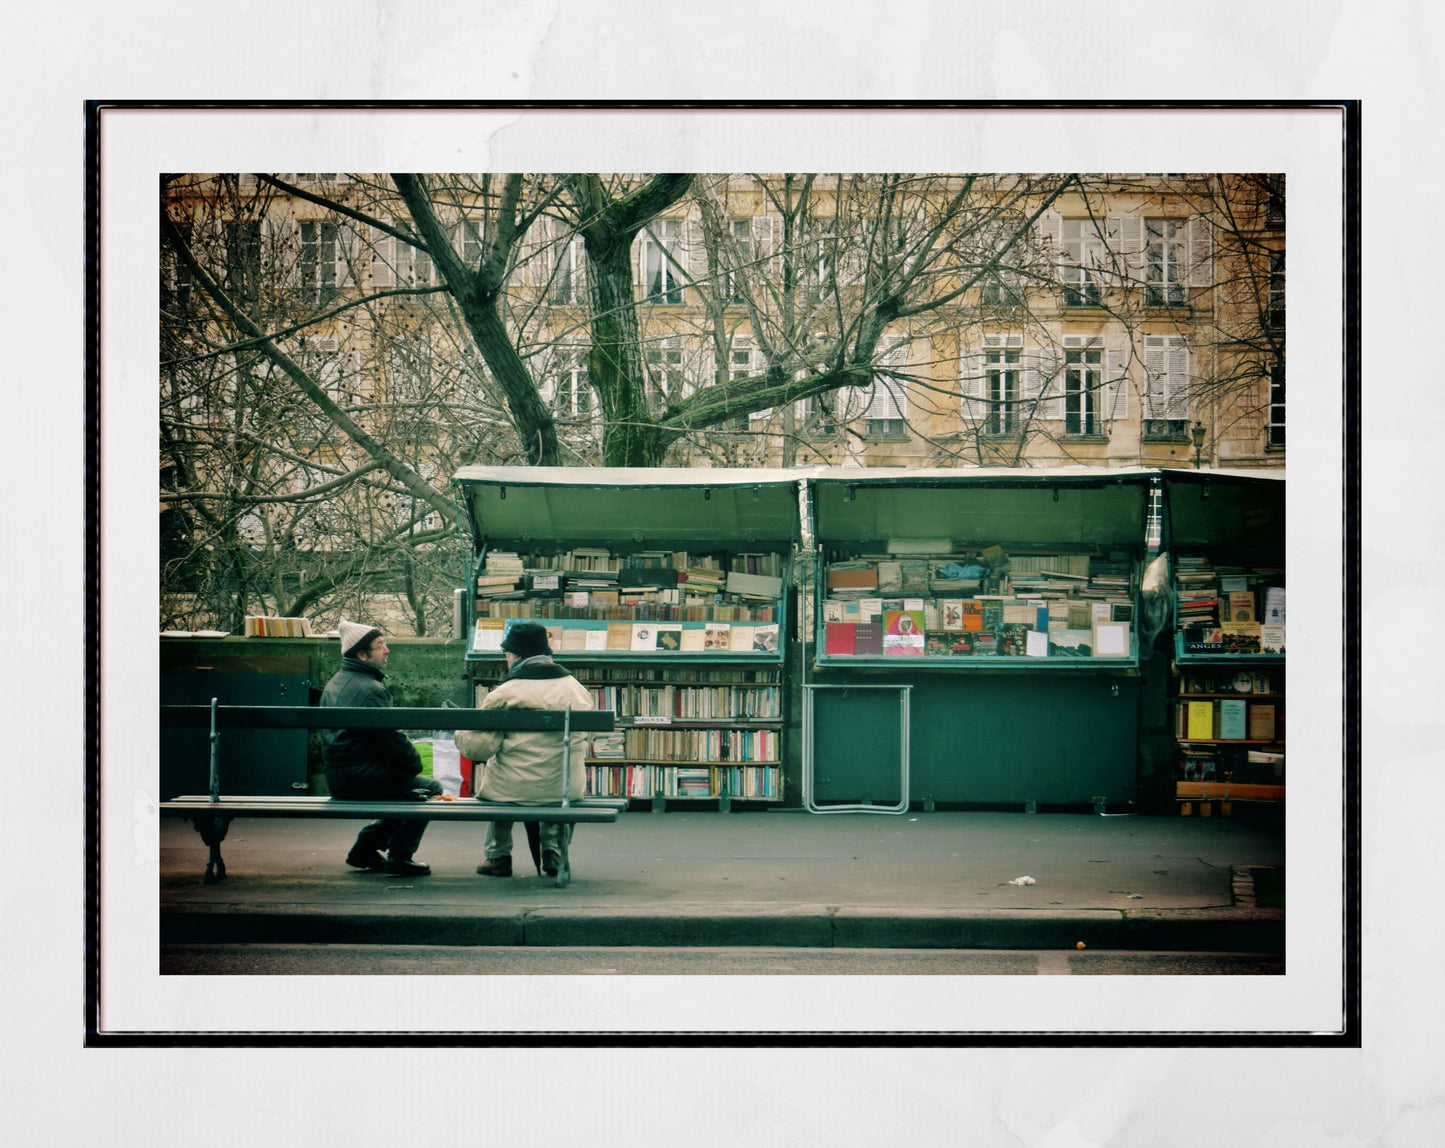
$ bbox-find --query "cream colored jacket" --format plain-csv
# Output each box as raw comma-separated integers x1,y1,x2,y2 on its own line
454,659,592,803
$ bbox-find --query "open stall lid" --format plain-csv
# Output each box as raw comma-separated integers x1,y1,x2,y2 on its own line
1159,467,1285,558
451,466,805,549
806,466,1158,548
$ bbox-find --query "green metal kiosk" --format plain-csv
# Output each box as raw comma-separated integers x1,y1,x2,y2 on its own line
801,467,1160,810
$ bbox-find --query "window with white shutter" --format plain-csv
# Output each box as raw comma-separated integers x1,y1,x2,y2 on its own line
1060,218,1106,307
978,334,1024,435
1061,336,1102,435
865,338,909,438
1142,335,1190,439
1145,218,1188,306
642,218,685,303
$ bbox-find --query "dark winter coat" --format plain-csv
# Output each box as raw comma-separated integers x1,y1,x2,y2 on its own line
320,657,423,798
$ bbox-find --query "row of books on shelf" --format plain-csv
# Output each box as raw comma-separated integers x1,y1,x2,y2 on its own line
584,684,781,721
242,615,316,637
583,763,781,800
480,549,783,601
1178,747,1285,785
472,617,780,655
825,613,1133,658
823,594,1133,631
475,594,779,622
590,727,780,764
1175,555,1285,631
1179,669,1280,695
568,667,780,686
825,548,1135,599
1177,698,1282,741
523,548,783,576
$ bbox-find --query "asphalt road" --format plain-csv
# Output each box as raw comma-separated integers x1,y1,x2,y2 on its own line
161,943,1284,976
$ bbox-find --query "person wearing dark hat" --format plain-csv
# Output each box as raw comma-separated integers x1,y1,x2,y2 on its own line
319,619,442,876
454,621,594,878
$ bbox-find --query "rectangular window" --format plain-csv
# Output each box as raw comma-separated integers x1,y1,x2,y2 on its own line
866,340,909,438
643,218,684,303
1265,175,1286,229
552,349,592,419
1268,360,1285,448
1064,345,1101,435
1143,335,1190,439
986,345,1021,434
551,233,586,305
458,217,484,270
1268,250,1285,332
1060,218,1103,307
646,338,690,407
1145,218,1188,306
299,221,339,305
725,219,753,303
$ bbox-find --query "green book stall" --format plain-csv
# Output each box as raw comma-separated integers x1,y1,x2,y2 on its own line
450,467,804,809
1161,468,1286,808
802,468,1158,808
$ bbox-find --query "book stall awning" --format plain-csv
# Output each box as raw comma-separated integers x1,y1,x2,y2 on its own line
451,466,805,548
806,466,1159,547
1158,467,1285,554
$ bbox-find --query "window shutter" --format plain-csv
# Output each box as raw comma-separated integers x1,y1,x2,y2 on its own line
1029,351,1061,421
1165,341,1190,419
1189,215,1213,287
1034,211,1061,253
269,217,299,287
335,223,357,289
1144,336,1167,419
1105,346,1130,419
686,215,708,286
1116,214,1144,278
371,224,395,287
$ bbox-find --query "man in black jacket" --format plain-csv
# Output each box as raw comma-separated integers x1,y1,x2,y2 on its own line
320,619,441,876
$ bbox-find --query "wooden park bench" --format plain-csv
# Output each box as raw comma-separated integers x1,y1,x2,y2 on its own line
160,702,622,888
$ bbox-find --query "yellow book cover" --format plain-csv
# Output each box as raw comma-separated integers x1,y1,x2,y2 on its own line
1186,701,1214,740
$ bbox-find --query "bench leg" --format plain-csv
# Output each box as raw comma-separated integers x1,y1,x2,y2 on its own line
190,815,232,884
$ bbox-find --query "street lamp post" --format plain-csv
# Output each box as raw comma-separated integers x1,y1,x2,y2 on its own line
1191,421,1207,468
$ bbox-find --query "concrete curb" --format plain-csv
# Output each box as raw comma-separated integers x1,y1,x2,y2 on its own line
160,903,1284,952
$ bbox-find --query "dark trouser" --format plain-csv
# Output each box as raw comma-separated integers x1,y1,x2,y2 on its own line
332,774,443,860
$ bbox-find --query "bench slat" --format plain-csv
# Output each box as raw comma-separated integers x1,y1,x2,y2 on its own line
160,705,616,732
160,797,618,823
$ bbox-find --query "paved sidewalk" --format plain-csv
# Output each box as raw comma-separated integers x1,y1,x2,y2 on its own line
160,808,1285,951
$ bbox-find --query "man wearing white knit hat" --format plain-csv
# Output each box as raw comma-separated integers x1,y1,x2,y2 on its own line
319,619,441,876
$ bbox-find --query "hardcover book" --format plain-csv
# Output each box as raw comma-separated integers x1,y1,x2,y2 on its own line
883,610,925,655
1219,699,1248,740
472,618,506,652
751,623,780,653
1247,703,1276,741
1227,591,1256,623
1186,701,1214,740
825,622,856,655
854,622,884,655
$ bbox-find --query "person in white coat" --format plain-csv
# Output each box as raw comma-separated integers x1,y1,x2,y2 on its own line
454,622,593,878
